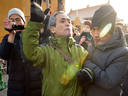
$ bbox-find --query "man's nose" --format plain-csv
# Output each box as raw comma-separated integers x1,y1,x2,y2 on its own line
13,20,17,24
66,21,70,26
84,27,87,29
94,30,99,37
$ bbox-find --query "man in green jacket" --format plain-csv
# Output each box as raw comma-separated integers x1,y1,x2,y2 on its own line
5,0,93,96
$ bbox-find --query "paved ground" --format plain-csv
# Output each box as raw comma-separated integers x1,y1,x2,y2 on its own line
0,62,8,96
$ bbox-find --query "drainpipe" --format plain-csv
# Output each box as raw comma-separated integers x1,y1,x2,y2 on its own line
46,0,50,15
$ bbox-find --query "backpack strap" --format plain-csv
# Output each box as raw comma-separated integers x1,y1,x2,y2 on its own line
50,44,74,65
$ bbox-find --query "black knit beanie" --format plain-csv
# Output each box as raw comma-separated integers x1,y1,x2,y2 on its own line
91,5,117,34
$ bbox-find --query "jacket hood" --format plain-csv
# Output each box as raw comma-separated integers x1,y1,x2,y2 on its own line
91,27,127,51
49,36,76,48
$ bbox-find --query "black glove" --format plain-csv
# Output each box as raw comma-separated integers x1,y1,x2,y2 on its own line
77,68,93,87
30,0,50,23
39,15,52,44
43,15,50,32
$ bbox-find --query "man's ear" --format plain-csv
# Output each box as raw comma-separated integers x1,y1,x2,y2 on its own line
51,26,56,34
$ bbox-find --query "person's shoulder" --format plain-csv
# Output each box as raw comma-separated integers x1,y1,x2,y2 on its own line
121,46,128,54
115,46,128,52
4,34,9,37
74,43,86,50
111,46,128,59
2,34,9,40
74,43,81,47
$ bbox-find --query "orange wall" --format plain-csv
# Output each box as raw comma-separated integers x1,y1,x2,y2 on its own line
0,0,65,43
22,0,30,22
0,0,30,42
51,0,58,13
74,17,82,33
42,0,65,14
42,0,59,14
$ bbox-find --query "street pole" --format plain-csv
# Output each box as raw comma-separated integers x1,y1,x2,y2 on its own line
46,0,50,15
46,0,49,8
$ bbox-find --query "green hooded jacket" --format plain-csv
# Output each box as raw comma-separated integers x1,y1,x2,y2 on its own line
22,21,91,96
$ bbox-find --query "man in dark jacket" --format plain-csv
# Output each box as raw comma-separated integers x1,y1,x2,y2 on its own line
74,20,92,49
84,5,128,96
0,8,42,96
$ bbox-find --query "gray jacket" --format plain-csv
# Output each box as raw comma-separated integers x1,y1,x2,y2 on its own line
84,27,128,96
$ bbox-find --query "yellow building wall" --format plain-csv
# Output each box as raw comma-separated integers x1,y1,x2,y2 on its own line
0,0,30,43
42,2,47,11
74,17,81,26
22,0,30,22
0,0,65,43
42,0,61,14
74,17,82,33
42,0,65,14
51,0,58,13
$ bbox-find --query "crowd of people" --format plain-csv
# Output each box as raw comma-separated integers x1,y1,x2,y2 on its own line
0,0,128,96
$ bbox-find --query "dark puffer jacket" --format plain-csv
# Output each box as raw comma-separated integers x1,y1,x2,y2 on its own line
20,36,43,96
0,33,42,96
84,27,128,96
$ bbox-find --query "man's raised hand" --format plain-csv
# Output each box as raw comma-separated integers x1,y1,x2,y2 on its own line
30,0,50,23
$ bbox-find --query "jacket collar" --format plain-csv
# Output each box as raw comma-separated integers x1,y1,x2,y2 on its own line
91,27,127,51
49,36,75,48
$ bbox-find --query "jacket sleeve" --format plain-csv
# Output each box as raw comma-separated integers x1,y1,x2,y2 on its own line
84,51,128,89
122,69,128,95
22,21,45,67
0,35,15,60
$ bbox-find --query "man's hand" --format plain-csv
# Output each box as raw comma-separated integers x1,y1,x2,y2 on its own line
4,18,15,30
79,36,86,45
39,15,52,44
4,18,16,34
77,68,93,87
30,0,50,23
4,18,16,43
